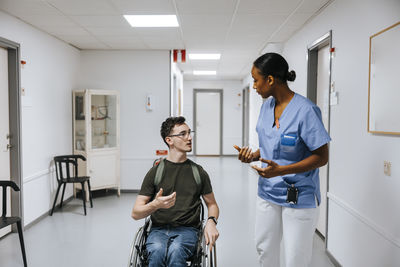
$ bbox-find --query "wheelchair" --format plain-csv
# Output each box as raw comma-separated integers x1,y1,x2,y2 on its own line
128,202,217,267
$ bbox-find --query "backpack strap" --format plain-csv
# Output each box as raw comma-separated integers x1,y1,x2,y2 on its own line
154,158,165,186
153,158,202,188
190,161,202,187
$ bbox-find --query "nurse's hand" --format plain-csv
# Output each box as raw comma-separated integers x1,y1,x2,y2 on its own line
233,145,260,163
251,158,281,178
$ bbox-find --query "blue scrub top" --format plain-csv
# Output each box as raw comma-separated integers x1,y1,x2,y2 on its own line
256,93,331,208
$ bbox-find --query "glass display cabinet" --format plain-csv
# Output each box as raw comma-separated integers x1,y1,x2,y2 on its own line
73,89,120,197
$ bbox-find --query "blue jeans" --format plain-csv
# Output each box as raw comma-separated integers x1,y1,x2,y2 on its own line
146,225,199,267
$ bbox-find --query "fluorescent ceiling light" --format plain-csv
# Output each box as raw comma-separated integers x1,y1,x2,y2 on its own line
123,15,179,27
193,70,217,75
189,53,221,60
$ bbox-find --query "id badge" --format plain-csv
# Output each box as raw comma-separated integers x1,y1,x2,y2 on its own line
286,185,298,204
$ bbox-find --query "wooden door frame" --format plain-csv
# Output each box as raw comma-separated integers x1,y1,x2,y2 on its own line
193,89,223,156
0,36,23,231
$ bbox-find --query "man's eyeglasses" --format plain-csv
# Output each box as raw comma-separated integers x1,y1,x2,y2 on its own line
168,130,195,139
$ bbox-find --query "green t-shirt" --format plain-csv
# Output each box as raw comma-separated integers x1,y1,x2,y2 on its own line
139,159,213,227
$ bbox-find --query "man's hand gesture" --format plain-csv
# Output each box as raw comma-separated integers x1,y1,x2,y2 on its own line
153,188,176,209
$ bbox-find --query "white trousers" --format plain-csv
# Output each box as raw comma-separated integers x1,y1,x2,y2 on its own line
255,196,319,267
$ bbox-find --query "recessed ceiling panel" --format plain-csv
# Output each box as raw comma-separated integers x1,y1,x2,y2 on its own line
268,26,299,43
229,13,287,34
0,0,60,15
237,0,302,14
175,0,237,14
71,15,130,27
98,36,148,49
18,14,76,27
110,0,175,14
179,14,232,30
47,0,119,16
85,27,137,36
44,26,89,36
297,0,331,13
285,12,315,27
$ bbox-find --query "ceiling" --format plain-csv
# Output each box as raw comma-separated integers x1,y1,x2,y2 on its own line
0,0,332,81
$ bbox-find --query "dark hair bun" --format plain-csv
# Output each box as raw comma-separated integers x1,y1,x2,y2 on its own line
287,70,296,82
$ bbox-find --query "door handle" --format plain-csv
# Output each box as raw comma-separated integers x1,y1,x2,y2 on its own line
7,144,12,150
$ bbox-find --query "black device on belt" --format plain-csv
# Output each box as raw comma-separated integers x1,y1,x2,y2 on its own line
286,184,298,204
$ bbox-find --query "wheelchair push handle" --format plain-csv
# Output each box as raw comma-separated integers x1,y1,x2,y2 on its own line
207,243,217,267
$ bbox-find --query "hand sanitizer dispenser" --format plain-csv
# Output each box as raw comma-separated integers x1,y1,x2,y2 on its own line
146,94,153,111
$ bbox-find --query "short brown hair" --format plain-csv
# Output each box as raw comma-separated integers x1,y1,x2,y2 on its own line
160,116,186,147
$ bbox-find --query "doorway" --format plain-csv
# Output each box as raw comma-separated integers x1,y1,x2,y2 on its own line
0,37,23,235
307,31,332,240
0,47,11,238
193,89,223,156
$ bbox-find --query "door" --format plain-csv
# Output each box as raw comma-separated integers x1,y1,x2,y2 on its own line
194,90,222,155
0,47,11,238
315,45,330,237
242,87,250,147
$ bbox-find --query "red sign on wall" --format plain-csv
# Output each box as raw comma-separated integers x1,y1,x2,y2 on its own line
173,49,186,63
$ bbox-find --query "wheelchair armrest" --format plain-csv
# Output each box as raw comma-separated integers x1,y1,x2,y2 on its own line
0,180,20,191
143,217,152,232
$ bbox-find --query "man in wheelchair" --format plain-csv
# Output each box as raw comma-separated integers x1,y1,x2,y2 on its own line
131,116,220,267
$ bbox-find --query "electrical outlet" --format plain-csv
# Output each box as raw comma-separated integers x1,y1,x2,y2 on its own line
383,161,391,176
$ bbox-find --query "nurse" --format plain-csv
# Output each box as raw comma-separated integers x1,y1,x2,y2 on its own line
234,52,331,267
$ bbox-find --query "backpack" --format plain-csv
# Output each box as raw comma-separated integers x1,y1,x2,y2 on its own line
153,158,202,188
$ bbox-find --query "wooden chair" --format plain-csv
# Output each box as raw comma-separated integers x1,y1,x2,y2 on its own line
0,180,27,267
50,155,93,216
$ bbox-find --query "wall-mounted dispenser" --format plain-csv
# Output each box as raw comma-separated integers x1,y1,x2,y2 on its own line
146,94,153,111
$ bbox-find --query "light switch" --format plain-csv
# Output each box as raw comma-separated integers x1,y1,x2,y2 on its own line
330,91,338,106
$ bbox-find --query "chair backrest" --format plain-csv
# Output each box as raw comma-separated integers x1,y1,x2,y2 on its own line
53,155,86,182
0,180,20,217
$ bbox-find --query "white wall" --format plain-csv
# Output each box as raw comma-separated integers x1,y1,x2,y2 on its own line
242,75,262,151
281,0,400,265
78,50,170,190
0,11,80,225
183,80,243,155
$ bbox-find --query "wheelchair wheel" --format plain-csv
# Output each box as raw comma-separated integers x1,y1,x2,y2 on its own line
128,225,146,267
